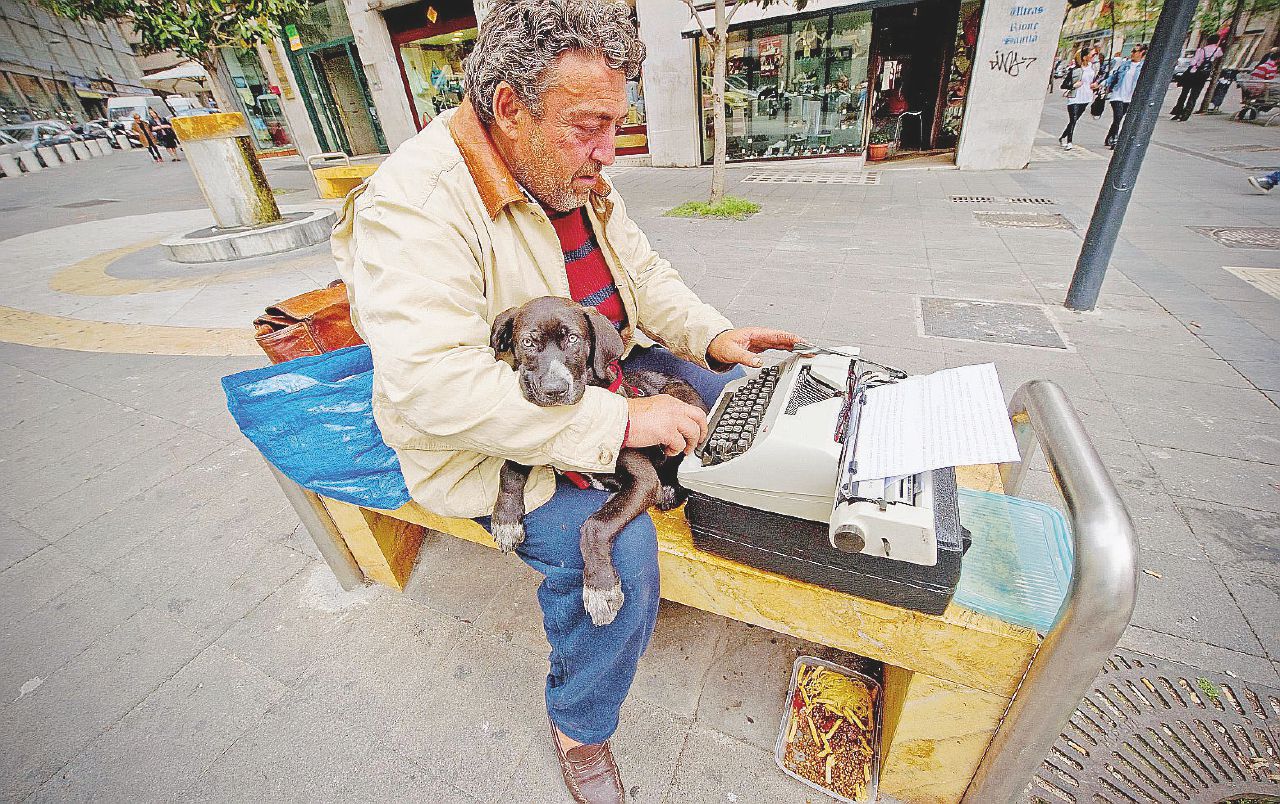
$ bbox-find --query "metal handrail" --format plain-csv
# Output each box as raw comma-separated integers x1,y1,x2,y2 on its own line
962,380,1139,803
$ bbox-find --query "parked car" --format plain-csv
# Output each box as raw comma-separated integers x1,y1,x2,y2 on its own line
0,120,84,165
73,120,120,148
2,120,82,147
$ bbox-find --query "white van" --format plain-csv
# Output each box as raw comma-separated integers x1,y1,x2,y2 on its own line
165,95,196,113
106,95,173,124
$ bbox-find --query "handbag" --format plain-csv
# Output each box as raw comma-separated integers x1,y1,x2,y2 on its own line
1090,93,1107,117
253,280,364,364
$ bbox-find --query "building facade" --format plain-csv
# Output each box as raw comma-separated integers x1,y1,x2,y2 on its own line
270,0,1067,170
1059,0,1279,68
0,0,148,125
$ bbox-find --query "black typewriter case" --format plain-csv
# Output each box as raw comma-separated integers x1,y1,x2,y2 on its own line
684,467,971,615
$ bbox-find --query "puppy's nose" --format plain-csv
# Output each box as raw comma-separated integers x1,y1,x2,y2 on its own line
541,378,570,402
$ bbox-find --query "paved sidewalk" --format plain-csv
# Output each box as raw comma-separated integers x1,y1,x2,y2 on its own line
0,88,1277,802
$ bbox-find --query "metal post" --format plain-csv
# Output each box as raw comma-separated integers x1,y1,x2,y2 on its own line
1064,0,1201,311
962,381,1140,803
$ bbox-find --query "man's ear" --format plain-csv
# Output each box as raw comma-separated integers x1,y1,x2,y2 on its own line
490,307,519,359
491,82,524,141
583,308,624,384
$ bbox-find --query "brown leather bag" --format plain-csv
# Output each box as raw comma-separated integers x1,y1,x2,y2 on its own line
253,280,365,364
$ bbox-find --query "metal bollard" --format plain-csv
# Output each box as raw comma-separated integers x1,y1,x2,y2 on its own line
36,146,59,167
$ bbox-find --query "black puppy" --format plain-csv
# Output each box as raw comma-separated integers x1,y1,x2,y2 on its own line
489,296,707,626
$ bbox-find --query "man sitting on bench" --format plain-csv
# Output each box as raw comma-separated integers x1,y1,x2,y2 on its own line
330,2,797,802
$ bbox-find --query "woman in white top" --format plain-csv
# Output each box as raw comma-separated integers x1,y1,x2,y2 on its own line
1059,50,1098,150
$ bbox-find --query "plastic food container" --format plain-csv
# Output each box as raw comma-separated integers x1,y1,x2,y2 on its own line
774,656,882,803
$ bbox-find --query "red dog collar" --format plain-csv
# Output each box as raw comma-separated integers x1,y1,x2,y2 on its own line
563,360,636,490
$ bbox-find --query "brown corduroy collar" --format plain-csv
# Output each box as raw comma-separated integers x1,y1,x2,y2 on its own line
448,97,612,220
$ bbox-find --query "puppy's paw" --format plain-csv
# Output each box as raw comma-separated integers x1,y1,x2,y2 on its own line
582,580,624,627
655,484,685,511
491,518,525,553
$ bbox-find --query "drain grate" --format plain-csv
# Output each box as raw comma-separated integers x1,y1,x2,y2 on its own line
1031,144,1106,161
975,211,1075,230
951,196,998,203
1008,197,1057,205
57,198,119,208
919,297,1069,349
1192,227,1280,250
1225,266,1280,300
1024,650,1280,804
740,172,881,185
1212,143,1280,153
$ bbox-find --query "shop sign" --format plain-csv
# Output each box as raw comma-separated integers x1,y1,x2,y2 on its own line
266,45,296,99
758,35,782,76
285,24,302,51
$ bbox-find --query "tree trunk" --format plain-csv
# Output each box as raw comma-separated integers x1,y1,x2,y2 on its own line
710,0,728,205
1197,0,1245,112
203,52,239,117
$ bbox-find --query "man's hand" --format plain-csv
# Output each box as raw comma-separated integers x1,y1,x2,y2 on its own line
708,327,802,369
624,395,708,457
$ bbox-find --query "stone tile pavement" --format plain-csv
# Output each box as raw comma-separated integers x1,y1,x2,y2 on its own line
0,87,1277,801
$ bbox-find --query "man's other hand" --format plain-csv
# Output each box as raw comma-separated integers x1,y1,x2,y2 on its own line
624,395,708,457
708,327,802,369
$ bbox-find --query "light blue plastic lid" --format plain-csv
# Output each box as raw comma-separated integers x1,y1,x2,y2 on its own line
954,488,1074,635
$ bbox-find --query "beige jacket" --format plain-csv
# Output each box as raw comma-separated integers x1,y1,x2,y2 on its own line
331,100,733,518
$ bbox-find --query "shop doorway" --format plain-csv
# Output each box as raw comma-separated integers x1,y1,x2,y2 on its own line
289,38,386,155
865,0,960,154
313,45,382,155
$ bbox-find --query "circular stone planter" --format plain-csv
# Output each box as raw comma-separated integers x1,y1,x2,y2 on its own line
160,207,337,264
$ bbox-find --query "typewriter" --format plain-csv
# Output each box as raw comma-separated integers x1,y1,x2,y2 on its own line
677,350,969,615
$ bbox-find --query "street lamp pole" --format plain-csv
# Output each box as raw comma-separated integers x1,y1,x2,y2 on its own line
47,38,65,121
1064,0,1201,311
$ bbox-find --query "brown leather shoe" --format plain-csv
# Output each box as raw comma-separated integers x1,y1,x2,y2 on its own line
550,720,623,804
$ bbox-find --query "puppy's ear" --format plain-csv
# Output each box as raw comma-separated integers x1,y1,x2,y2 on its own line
583,307,625,384
489,307,518,359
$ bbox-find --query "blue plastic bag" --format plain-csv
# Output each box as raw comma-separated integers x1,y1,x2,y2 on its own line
222,345,412,510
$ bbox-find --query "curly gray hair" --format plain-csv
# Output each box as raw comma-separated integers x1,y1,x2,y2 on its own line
464,0,646,126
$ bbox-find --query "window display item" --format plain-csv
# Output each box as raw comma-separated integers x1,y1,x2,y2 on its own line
775,656,881,803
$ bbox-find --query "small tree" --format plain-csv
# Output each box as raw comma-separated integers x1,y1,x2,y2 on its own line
679,0,805,205
41,0,305,115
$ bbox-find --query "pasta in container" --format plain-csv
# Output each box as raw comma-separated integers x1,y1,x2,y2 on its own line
774,656,881,803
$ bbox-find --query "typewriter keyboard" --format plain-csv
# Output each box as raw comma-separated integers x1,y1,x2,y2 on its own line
700,365,781,465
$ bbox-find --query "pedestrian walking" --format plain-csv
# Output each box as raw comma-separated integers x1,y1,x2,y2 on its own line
1247,170,1280,193
1171,34,1223,121
130,112,162,163
148,110,181,162
1059,50,1097,151
1103,44,1147,148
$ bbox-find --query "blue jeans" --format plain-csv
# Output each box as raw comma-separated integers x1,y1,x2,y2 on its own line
477,346,741,744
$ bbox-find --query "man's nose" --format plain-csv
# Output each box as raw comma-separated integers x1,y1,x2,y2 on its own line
590,132,616,167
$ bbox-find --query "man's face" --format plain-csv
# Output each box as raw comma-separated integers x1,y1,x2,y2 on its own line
1131,48,1145,62
504,51,629,212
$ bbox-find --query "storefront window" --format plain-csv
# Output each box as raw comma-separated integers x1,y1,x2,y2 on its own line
221,47,295,155
396,28,474,128
698,10,871,162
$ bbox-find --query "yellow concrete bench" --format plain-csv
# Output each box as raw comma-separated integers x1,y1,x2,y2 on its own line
271,381,1138,803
